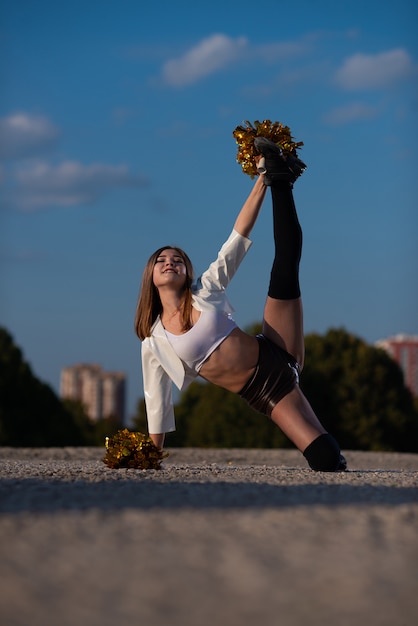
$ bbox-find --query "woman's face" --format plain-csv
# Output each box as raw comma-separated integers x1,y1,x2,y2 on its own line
153,248,187,290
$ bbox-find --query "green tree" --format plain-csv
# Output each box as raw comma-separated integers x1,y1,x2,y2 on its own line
300,328,418,452
61,398,96,444
167,381,291,448
131,382,289,448
0,327,87,446
92,413,124,445
61,400,124,446
131,397,147,433
132,326,418,451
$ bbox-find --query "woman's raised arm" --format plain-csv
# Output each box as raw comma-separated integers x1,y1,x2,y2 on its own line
233,175,267,238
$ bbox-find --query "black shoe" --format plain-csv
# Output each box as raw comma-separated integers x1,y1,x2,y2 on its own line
254,136,306,186
336,453,348,471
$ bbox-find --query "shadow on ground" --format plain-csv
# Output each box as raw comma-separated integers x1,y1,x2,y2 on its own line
1,477,417,513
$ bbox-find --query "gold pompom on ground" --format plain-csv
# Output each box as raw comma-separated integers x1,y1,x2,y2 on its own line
103,429,168,469
232,119,304,178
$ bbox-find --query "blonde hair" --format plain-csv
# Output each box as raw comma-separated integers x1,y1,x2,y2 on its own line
134,246,194,340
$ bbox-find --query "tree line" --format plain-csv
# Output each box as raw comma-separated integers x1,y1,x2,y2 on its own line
132,325,418,452
0,327,122,446
1,325,418,451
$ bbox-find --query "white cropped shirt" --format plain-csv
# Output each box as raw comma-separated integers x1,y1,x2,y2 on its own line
165,309,238,372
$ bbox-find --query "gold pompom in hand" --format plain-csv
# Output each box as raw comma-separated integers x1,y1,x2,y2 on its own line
232,119,304,178
103,428,168,469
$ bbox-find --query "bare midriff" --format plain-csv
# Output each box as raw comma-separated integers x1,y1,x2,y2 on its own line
198,327,259,393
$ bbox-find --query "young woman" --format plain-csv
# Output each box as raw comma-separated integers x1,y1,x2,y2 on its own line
135,137,347,471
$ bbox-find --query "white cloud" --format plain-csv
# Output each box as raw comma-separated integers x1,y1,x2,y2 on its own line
5,160,149,211
0,112,60,160
324,102,379,125
255,39,313,64
335,48,415,90
162,34,248,86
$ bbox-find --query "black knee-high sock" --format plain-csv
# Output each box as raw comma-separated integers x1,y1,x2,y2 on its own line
303,433,347,472
268,183,302,300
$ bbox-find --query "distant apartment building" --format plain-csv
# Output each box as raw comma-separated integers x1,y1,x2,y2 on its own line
375,334,418,397
60,364,126,423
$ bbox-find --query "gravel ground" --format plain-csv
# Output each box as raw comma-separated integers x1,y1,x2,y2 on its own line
1,447,417,626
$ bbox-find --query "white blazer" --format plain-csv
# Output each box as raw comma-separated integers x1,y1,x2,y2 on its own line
141,228,252,434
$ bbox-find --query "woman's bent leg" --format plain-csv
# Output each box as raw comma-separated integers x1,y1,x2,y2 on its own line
270,387,345,471
270,386,326,452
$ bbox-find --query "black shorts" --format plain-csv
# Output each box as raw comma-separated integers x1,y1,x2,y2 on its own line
238,334,300,417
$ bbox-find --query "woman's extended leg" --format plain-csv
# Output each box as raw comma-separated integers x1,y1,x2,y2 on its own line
253,137,305,360
262,181,327,450
262,179,305,366
254,137,346,470
254,137,309,370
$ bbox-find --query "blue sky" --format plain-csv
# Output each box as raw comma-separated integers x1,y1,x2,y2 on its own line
1,0,417,420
